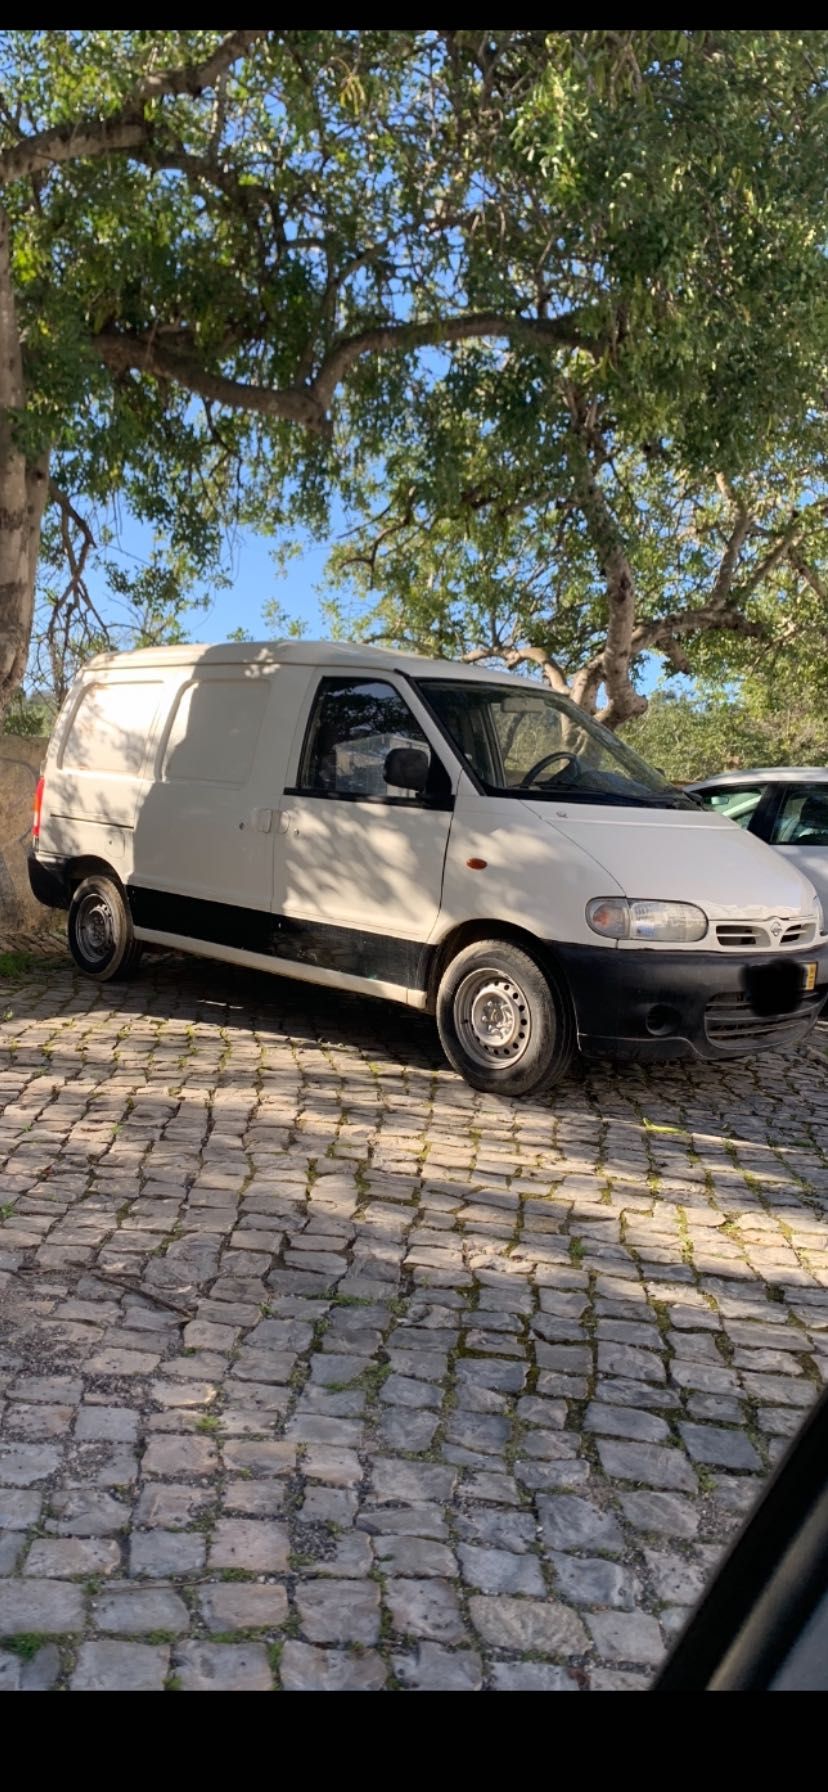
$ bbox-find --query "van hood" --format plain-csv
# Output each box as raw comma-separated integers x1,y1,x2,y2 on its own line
528,802,818,920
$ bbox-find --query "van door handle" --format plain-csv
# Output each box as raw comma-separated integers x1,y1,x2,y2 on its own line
250,807,273,833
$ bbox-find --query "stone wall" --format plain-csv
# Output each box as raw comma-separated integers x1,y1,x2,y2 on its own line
0,735,49,935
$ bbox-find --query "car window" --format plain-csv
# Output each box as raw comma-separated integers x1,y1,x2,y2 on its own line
418,680,694,808
770,785,828,847
695,786,766,827
298,677,430,799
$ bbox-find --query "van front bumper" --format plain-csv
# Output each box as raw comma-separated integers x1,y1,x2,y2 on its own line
554,941,828,1062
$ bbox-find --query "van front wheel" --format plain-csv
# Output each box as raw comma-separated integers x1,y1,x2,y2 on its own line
68,875,142,981
436,939,573,1097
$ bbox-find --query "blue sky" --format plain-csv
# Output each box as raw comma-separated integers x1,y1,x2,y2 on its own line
206,526,328,640
84,504,667,699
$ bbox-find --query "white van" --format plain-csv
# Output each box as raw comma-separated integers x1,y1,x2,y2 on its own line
29,640,827,1096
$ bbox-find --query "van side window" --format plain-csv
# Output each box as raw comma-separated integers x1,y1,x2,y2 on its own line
60,681,161,775
298,678,430,799
163,679,269,786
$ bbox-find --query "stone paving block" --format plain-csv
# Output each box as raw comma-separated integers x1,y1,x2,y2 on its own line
548,1553,639,1610
587,1610,664,1666
134,1484,214,1528
678,1422,762,1471
141,1435,219,1477
457,1544,545,1596
619,1491,700,1538
393,1643,483,1691
490,1662,580,1691
24,1537,121,1578
370,1458,456,1504
296,1578,381,1645
0,1578,85,1633
209,1519,290,1573
198,1581,289,1631
597,1439,697,1492
75,1406,140,1444
538,1494,624,1556
71,1640,169,1691
129,1531,206,1577
94,1587,190,1635
385,1577,467,1643
470,1593,588,1654
280,1641,387,1691
0,1443,61,1485
0,1491,42,1530
173,1641,273,1691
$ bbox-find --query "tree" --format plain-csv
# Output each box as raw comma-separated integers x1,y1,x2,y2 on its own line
319,31,828,723
1,31,826,721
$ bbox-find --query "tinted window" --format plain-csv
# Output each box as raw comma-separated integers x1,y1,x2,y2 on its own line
61,681,161,775
770,786,828,847
299,678,430,799
163,678,269,786
695,786,766,828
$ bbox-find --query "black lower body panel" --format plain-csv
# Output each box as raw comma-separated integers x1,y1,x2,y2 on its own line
128,883,430,990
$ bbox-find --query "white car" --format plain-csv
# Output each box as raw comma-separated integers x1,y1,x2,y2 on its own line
28,642,827,1096
687,768,828,913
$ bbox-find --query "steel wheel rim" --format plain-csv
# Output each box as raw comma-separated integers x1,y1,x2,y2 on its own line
76,892,115,965
454,966,533,1069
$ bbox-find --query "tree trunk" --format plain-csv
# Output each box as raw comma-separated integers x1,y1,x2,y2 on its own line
0,207,49,725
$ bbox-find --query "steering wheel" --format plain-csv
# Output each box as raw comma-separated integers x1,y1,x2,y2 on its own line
519,750,581,789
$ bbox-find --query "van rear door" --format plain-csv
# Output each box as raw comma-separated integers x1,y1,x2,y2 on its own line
43,674,165,863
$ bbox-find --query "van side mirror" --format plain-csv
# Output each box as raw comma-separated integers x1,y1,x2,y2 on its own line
384,745,430,793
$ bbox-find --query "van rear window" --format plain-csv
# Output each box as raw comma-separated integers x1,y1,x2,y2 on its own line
61,681,161,775
162,678,269,786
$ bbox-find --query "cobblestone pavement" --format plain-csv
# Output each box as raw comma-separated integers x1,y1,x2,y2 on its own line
1,953,827,1693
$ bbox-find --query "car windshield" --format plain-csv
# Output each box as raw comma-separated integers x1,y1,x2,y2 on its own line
418,679,696,808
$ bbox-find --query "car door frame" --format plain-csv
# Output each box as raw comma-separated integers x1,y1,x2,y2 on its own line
755,779,828,848
694,779,777,840
271,667,461,991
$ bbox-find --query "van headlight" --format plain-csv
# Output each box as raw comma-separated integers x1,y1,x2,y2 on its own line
587,898,708,943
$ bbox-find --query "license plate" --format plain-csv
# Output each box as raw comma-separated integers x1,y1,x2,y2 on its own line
803,962,818,993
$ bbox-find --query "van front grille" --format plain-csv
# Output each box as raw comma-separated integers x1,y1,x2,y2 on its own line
705,987,823,1050
714,919,816,950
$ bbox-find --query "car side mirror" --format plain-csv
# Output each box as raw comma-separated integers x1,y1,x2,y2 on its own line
384,745,430,793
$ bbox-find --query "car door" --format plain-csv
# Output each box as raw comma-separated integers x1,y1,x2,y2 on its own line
272,673,455,990
766,783,828,911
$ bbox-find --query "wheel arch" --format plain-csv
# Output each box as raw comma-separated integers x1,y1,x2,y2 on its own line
65,855,126,897
424,918,571,1013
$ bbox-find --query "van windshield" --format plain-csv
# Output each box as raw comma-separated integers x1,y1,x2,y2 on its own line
417,680,696,809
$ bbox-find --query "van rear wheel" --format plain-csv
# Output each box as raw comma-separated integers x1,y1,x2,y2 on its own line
436,939,573,1097
68,875,142,981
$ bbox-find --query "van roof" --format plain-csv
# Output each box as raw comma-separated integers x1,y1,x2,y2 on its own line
84,638,529,684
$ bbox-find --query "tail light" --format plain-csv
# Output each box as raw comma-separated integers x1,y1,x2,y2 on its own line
32,775,45,844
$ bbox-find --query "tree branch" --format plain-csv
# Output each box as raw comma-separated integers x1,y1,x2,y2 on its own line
710,474,752,605
0,30,268,186
311,307,597,413
92,304,597,433
92,328,329,429
462,640,570,691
